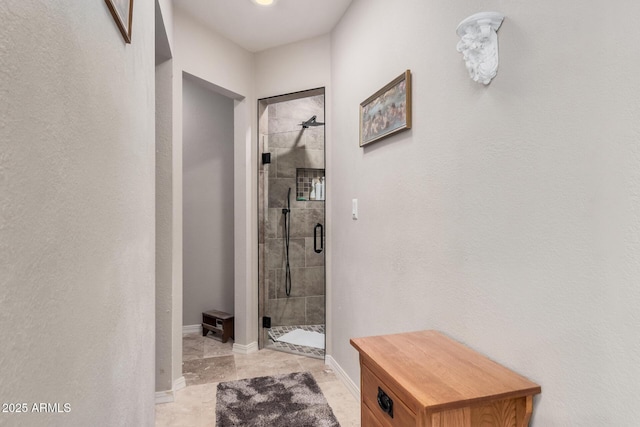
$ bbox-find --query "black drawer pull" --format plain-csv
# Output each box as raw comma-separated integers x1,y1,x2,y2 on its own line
377,387,394,418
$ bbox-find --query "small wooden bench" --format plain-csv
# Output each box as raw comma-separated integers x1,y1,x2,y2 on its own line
202,310,234,343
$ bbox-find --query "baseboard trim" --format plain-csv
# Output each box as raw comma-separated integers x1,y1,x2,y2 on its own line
183,324,201,335
173,376,186,391
232,341,259,355
326,355,360,401
155,390,174,404
155,375,186,405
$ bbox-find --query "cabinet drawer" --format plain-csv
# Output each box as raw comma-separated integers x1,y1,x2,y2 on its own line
362,364,416,426
362,404,385,427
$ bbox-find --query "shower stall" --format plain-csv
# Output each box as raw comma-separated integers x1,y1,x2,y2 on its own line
257,88,326,358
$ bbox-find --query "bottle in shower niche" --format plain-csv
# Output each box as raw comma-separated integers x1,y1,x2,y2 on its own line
315,179,323,201
319,177,325,201
310,178,317,200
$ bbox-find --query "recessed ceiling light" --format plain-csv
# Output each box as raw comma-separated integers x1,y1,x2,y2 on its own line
251,0,275,6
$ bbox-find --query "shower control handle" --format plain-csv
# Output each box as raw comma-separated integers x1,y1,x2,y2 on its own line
314,223,323,254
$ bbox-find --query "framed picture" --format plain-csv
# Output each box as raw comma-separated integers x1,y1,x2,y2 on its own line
360,70,412,147
105,0,134,43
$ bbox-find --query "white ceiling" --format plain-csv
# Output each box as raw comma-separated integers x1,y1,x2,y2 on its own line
173,0,354,53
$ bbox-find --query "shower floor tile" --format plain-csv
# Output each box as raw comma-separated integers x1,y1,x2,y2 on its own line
268,324,325,359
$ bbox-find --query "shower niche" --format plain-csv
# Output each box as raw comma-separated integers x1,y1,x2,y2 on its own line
257,88,326,359
296,168,325,201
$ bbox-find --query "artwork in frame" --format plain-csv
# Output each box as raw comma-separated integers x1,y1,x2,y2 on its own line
105,0,134,43
360,70,412,147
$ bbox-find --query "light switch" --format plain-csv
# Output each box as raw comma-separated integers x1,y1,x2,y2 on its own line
352,199,358,220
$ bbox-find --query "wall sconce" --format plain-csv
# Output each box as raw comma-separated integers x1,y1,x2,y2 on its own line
456,12,505,85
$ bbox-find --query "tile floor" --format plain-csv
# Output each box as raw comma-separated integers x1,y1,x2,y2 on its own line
155,332,361,427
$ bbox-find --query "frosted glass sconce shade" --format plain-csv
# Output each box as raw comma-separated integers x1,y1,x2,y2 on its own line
456,12,505,85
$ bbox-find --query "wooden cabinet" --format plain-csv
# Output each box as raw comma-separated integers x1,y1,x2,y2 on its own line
350,330,541,427
202,310,234,343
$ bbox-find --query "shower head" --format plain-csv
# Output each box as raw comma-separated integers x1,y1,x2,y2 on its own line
300,115,325,128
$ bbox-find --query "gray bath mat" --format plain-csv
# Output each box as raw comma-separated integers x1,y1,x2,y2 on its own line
216,371,340,426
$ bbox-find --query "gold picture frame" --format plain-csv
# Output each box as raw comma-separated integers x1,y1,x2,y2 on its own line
105,0,134,43
359,70,412,147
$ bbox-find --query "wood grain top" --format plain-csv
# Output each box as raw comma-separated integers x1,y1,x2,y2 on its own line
350,330,541,413
202,310,233,319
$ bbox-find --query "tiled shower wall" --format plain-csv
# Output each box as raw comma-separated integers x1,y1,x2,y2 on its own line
259,94,325,327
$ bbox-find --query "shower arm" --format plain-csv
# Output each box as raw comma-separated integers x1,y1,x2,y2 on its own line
300,115,325,128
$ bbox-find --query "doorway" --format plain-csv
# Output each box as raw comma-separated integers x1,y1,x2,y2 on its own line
182,74,235,328
257,88,326,359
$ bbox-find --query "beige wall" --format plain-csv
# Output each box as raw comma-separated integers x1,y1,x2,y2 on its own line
256,36,333,350
330,0,640,424
182,76,235,326
157,0,173,54
156,57,174,393
0,0,156,425
155,0,177,395
255,34,331,99
168,12,333,352
170,7,256,351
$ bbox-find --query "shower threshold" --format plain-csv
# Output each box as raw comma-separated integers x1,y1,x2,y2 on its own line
267,324,325,359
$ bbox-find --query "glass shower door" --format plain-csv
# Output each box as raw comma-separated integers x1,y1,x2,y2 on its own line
257,90,326,358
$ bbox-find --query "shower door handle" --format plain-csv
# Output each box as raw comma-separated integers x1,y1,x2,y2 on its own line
314,223,323,254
